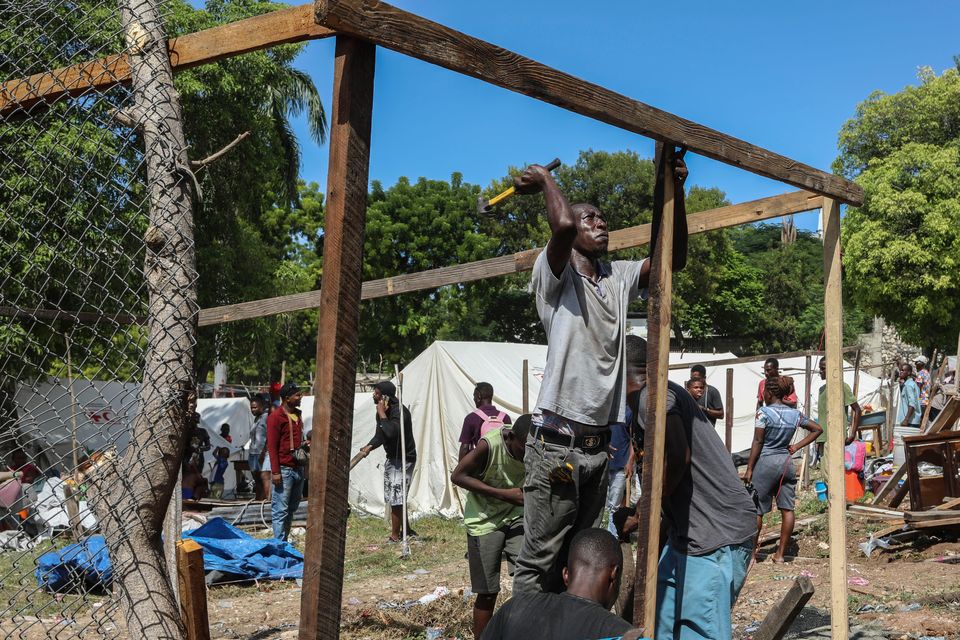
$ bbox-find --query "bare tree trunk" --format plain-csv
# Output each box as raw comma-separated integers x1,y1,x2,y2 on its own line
88,0,197,637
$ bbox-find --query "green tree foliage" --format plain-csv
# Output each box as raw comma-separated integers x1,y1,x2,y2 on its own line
167,0,327,383
836,65,960,350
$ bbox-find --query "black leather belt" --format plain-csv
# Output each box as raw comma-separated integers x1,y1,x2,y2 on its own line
533,425,610,452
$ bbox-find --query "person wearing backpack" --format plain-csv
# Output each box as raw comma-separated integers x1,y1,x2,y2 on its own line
458,382,512,461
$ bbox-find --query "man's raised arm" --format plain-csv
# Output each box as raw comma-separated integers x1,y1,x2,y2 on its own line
514,164,576,277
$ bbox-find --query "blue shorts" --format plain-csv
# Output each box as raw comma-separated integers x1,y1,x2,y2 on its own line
248,453,262,473
656,540,752,640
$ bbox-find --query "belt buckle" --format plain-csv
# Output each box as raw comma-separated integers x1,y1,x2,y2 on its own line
582,435,600,449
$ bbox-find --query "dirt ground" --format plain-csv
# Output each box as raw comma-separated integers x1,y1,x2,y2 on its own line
2,511,956,639
202,514,960,640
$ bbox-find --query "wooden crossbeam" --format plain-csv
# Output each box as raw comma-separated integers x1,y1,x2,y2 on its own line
198,190,823,326
0,4,334,116
666,344,859,371
314,0,863,206
0,190,823,328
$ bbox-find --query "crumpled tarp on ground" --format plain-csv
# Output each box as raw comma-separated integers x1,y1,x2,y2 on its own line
185,517,303,583
36,535,112,593
35,517,302,592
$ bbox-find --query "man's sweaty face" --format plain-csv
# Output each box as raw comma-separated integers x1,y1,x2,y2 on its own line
573,204,608,255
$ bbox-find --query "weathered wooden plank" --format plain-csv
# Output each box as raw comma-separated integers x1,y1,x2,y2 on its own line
314,0,863,205
176,539,211,640
635,143,676,629
752,577,815,640
298,36,375,640
197,190,823,326
822,197,849,639
0,3,334,116
666,344,858,371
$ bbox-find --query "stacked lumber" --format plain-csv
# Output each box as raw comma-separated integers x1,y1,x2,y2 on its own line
855,496,960,540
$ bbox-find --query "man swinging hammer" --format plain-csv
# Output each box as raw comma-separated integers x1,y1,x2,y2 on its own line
512,148,689,593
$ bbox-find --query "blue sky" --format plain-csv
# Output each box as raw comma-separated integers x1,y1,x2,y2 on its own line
208,1,960,231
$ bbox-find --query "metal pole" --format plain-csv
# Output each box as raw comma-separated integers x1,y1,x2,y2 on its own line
396,365,409,557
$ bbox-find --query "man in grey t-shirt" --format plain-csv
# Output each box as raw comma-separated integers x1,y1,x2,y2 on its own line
623,336,757,640
510,151,689,593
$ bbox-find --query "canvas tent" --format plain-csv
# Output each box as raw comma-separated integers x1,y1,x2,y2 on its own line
12,381,254,498
299,341,886,519
12,341,886,518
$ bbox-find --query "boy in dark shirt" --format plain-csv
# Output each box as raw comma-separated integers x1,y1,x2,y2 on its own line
481,528,632,640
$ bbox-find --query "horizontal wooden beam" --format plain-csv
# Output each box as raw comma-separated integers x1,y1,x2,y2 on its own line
0,4,334,116
314,0,863,206
668,344,859,371
0,305,143,325
198,190,822,326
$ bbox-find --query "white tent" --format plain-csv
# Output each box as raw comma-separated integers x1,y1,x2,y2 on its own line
299,342,886,519
13,381,254,497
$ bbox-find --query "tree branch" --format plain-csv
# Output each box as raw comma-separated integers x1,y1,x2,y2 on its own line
190,130,251,171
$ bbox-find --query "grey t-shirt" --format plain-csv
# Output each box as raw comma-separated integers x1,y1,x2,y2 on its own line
631,381,758,555
696,384,724,426
531,250,644,426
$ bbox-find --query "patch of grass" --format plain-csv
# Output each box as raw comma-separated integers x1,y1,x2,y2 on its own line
342,514,466,582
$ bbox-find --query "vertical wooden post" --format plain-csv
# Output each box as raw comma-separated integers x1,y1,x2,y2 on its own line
176,539,210,640
800,354,813,489
299,36,376,640
634,143,676,630
522,359,529,414
725,367,733,451
822,197,849,639
852,349,862,399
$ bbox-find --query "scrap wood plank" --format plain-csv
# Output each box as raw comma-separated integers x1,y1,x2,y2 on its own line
904,509,960,523
758,515,821,547
846,502,904,520
0,3,334,116
908,516,960,529
933,496,960,511
313,0,863,205
752,577,815,640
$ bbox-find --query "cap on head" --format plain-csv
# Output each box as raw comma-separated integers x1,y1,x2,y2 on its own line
915,355,928,365
374,380,397,398
279,382,301,399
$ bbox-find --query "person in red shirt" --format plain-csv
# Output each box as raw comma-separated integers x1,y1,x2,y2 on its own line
8,450,40,484
756,358,798,409
267,383,305,541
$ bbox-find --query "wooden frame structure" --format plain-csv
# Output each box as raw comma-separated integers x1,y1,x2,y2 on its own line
0,1,864,638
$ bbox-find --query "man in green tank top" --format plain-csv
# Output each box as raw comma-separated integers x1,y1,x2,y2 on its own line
452,415,531,639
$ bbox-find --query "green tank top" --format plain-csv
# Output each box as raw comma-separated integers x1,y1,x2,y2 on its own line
462,427,525,537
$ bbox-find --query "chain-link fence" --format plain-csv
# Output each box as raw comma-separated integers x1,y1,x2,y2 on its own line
1,0,197,636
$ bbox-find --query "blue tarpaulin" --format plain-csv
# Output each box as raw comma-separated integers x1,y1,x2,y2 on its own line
36,517,302,592
184,517,303,582
36,536,112,593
